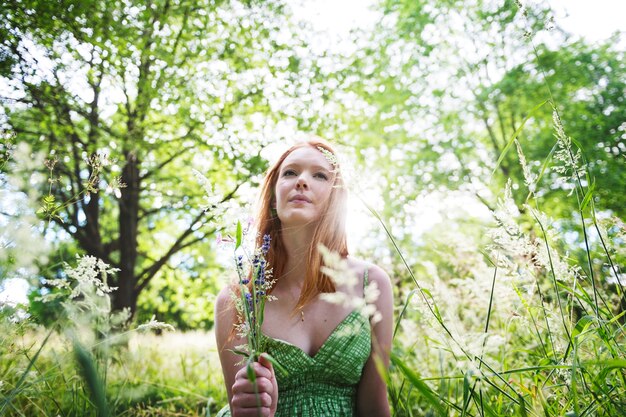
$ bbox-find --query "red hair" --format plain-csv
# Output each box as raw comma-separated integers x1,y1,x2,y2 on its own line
255,138,348,311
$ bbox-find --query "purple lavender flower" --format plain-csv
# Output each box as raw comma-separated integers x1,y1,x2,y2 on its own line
254,267,265,286
261,234,271,255
245,292,253,311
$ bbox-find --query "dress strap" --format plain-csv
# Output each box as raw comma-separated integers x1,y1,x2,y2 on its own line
363,268,369,291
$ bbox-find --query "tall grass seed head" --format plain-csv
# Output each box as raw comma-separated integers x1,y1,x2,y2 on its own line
514,139,537,192
137,314,175,333
552,109,586,187
318,244,381,323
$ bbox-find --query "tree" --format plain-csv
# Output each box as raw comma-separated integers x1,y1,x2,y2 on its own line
0,0,311,320
325,0,625,248
480,40,626,217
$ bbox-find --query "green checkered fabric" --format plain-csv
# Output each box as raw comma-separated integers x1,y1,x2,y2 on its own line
217,271,372,417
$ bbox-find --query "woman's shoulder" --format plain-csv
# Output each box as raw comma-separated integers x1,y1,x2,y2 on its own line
346,257,393,322
216,285,236,309
214,285,242,350
215,285,239,326
346,257,391,288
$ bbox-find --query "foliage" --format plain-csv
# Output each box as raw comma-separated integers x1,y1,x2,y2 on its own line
0,0,314,323
328,0,625,253
0,0,625,416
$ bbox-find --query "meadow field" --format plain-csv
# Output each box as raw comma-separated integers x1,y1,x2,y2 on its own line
1,0,625,416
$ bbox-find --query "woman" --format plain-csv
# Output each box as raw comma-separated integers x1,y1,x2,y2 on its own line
215,139,393,417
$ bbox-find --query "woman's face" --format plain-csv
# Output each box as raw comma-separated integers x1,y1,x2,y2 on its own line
274,146,335,227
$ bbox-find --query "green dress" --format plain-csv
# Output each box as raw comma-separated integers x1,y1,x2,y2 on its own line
216,271,372,417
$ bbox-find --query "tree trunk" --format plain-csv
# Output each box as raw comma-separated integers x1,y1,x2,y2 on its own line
114,150,140,314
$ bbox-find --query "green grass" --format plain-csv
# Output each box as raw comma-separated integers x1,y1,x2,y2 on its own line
378,101,626,416
2,135,625,416
0,329,227,417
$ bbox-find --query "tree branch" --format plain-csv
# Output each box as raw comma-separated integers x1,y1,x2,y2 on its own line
134,183,241,293
140,145,191,181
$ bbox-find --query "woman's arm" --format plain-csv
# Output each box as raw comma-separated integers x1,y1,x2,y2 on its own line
215,287,278,417
357,265,394,417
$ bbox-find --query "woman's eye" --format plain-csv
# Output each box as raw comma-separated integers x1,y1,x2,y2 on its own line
314,172,328,180
283,169,296,176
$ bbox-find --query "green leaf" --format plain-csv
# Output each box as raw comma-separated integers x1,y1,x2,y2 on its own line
594,358,626,381
571,315,595,339
236,220,243,249
246,358,256,383
580,179,595,212
246,357,263,414
74,340,110,417
228,348,250,357
262,352,288,376
493,99,549,176
390,351,447,416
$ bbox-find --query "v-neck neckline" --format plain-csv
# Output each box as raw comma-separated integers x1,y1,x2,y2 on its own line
262,310,363,360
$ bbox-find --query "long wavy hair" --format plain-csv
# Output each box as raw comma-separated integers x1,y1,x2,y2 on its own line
255,138,349,311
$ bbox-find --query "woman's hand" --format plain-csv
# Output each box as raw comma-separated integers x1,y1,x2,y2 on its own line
230,354,278,417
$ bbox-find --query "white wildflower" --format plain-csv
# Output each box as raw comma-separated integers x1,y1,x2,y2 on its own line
319,245,358,288
483,334,506,354
110,307,132,327
64,255,119,298
104,176,126,198
192,168,224,212
364,280,380,304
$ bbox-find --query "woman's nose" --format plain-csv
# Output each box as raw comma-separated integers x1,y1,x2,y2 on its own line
296,175,308,189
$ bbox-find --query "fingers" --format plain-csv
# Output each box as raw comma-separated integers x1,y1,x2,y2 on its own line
234,361,273,385
231,380,273,417
232,404,272,417
258,353,275,377
233,374,274,394
231,359,277,417
258,353,278,415
232,391,273,408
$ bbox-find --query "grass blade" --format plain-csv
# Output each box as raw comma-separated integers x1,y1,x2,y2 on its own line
73,340,110,417
390,351,447,416
492,99,549,176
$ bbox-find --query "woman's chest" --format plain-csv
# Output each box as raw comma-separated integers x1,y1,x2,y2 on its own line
262,298,356,357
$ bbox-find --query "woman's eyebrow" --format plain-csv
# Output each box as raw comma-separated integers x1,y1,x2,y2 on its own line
281,163,331,171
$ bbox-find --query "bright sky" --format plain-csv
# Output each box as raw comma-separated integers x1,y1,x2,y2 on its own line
290,0,625,43
549,0,625,42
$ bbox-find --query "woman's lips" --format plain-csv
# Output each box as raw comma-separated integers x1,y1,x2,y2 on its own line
289,195,311,203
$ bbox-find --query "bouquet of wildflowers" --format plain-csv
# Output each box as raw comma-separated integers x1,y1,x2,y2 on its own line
228,221,285,374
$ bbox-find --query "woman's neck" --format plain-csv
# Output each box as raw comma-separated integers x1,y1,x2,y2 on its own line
279,223,315,290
